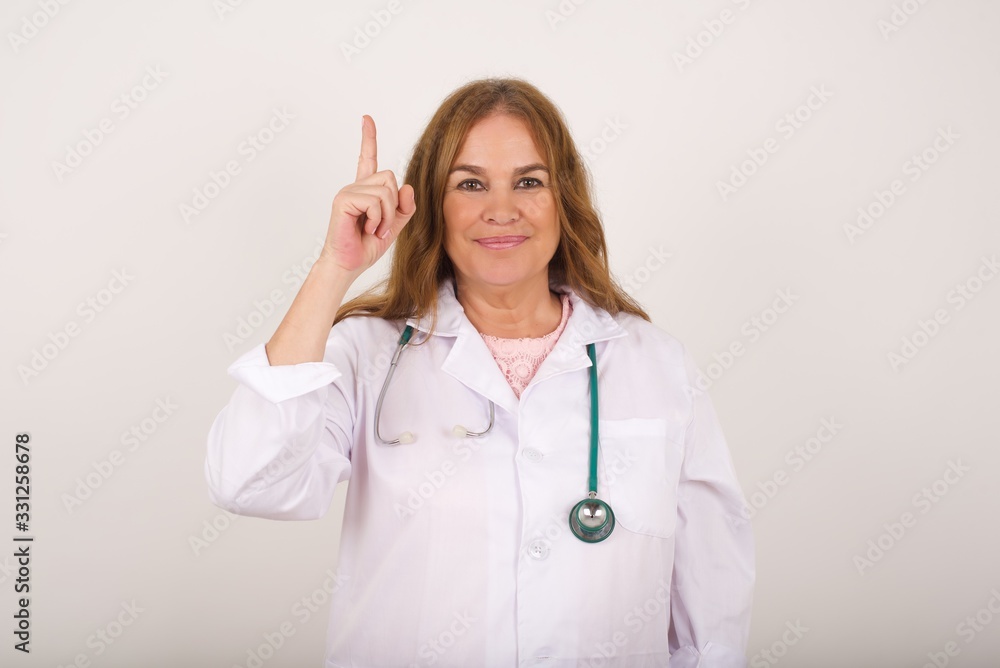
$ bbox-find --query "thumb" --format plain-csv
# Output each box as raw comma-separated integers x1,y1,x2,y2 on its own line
396,184,416,218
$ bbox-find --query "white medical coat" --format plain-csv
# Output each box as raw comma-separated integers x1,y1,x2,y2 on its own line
204,277,755,667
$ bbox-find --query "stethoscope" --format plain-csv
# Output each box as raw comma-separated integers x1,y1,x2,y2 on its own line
375,324,615,543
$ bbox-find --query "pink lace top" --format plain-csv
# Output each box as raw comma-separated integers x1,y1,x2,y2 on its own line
480,292,573,398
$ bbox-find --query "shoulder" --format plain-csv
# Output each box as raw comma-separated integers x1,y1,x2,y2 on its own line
594,310,702,418
608,311,689,369
326,314,407,358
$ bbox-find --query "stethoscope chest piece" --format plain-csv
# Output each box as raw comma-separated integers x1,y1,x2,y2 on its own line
569,494,615,543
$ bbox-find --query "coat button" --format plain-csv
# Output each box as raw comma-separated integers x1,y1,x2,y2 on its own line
527,539,550,560
522,447,543,462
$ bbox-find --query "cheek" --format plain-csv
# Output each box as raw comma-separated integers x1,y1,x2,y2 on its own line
442,196,454,224
441,198,468,256
525,190,556,220
442,196,471,229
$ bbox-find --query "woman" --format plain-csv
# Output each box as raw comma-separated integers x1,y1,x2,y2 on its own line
205,78,754,667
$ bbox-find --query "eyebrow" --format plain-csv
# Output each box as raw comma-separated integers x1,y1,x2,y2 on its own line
448,163,550,177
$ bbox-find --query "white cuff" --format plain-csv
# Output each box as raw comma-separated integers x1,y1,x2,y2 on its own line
227,343,342,404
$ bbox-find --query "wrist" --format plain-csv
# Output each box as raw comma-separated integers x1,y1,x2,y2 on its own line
312,254,363,287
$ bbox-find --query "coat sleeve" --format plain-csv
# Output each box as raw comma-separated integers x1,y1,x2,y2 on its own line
668,344,756,667
203,324,360,521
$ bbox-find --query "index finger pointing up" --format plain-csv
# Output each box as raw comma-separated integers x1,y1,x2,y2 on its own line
356,114,378,181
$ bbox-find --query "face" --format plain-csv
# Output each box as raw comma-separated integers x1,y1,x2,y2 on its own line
442,113,559,293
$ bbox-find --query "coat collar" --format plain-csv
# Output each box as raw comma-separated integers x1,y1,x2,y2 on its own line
404,276,626,344
404,277,628,415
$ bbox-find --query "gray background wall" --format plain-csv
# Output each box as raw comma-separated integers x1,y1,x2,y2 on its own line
1,0,998,666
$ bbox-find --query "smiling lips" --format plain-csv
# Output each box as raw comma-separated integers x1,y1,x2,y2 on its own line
476,236,527,250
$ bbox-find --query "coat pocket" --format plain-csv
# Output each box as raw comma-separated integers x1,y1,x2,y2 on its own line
598,417,684,539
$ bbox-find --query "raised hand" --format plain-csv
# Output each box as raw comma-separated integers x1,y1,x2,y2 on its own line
320,115,417,276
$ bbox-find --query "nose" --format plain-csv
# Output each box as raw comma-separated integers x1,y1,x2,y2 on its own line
482,188,519,225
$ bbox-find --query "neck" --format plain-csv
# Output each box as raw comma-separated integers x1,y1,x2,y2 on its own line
454,274,562,338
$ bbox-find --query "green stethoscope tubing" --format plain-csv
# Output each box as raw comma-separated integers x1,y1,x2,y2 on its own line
568,341,615,543
378,325,614,543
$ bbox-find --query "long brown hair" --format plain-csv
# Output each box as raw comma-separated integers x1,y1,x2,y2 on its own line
334,77,650,337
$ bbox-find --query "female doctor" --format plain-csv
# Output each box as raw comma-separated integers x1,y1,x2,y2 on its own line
205,78,754,667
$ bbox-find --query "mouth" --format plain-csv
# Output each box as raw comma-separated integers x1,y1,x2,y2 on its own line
475,236,527,250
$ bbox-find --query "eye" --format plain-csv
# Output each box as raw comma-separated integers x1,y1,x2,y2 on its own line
456,179,485,192
517,177,544,189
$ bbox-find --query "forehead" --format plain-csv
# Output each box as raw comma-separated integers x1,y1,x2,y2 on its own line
453,113,545,164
